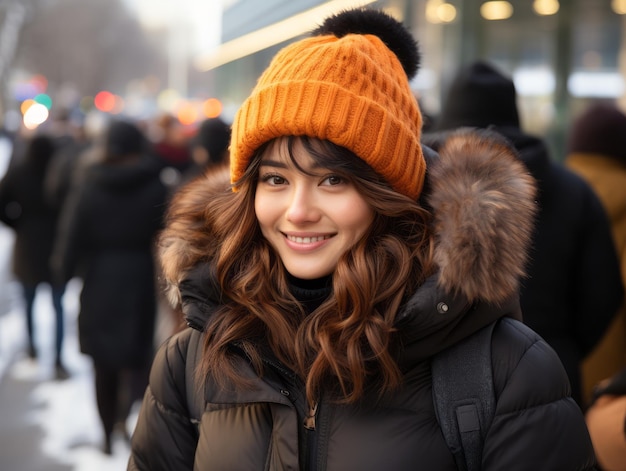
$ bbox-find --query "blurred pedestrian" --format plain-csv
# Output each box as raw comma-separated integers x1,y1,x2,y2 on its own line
427,60,624,409
129,9,595,470
53,119,168,454
566,102,626,410
154,117,231,334
44,120,93,211
0,133,70,379
182,116,231,184
585,367,626,471
148,113,192,186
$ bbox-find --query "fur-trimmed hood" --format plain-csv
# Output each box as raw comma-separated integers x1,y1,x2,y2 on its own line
425,129,536,303
160,129,537,356
395,129,536,359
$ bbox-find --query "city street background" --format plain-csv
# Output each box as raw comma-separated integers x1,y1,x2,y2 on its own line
0,135,132,471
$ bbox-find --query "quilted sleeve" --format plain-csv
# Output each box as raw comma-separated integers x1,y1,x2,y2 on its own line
128,329,199,470
482,319,597,471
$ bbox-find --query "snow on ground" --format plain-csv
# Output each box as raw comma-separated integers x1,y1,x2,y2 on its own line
0,136,137,470
1,227,135,470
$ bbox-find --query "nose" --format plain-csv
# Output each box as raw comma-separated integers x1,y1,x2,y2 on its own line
286,185,321,224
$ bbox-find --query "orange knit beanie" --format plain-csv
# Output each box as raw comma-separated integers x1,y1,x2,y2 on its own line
230,8,425,200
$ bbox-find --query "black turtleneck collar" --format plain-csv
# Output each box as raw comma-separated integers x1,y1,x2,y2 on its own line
287,273,332,315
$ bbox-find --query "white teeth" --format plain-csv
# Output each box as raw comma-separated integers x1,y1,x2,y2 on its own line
288,235,328,243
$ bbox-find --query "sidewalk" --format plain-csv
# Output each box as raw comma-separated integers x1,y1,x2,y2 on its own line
0,226,133,471
1,359,72,471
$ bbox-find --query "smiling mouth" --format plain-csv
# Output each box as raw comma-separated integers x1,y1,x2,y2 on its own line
286,234,332,243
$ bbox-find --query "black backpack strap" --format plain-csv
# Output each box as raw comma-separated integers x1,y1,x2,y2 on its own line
432,322,497,471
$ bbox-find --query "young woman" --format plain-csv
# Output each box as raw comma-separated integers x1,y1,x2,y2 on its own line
128,8,597,470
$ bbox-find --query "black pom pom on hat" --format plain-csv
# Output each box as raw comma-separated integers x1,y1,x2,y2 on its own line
311,8,420,80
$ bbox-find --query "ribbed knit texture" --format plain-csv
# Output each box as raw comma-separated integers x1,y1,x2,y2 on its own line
231,34,425,200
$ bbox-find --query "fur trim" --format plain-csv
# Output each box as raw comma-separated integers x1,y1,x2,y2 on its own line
158,164,231,307
427,129,537,303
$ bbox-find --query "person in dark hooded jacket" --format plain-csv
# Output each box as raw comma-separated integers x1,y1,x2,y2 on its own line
0,133,70,379
128,9,597,471
427,60,624,409
53,119,169,455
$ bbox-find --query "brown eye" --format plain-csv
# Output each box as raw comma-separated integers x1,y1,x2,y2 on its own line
322,175,344,186
260,173,286,185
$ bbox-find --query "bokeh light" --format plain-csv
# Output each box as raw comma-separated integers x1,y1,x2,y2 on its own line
426,0,457,24
480,1,514,20
13,75,48,102
157,88,182,112
23,103,49,129
30,74,48,93
20,99,35,115
533,0,559,15
613,0,626,14
94,90,116,112
176,101,199,126
202,98,222,118
34,93,52,109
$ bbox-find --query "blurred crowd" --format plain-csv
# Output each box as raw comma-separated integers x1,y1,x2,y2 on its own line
0,108,230,456
0,59,625,469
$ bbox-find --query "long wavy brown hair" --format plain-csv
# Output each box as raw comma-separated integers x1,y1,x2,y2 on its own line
161,136,435,405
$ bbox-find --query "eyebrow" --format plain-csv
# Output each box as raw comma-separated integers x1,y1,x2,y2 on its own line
258,159,288,169
259,158,325,173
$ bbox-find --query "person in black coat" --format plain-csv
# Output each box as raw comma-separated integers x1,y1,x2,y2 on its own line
0,133,69,379
53,119,169,454
427,60,624,408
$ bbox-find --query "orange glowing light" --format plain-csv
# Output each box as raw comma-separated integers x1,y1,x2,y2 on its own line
177,102,199,126
20,99,35,115
202,98,222,118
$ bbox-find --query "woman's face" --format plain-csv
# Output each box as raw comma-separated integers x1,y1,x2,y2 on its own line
255,137,375,280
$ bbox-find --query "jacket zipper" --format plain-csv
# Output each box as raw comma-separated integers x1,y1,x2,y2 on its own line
304,401,318,430
256,352,321,468
304,400,320,471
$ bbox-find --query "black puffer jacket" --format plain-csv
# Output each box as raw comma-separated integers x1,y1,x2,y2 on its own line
129,131,597,470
